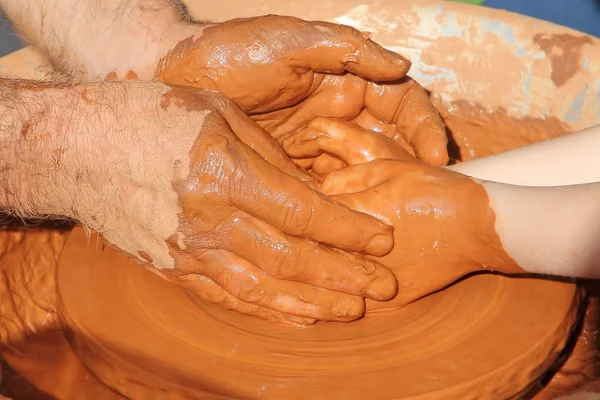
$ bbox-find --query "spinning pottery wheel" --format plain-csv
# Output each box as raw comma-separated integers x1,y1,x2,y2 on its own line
57,227,582,399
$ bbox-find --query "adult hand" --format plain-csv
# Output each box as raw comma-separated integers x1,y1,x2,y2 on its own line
157,15,449,166
0,1,447,166
2,80,397,325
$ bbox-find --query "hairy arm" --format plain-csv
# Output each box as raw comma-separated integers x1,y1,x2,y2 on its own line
0,0,197,78
0,79,82,218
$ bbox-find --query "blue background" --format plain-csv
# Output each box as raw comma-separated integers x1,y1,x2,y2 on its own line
484,0,600,38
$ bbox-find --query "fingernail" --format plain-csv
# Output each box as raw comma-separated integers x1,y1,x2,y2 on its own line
330,297,365,321
365,232,394,256
282,316,316,327
414,123,449,166
343,54,360,63
366,276,398,300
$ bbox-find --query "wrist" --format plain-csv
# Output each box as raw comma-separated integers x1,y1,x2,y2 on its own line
0,0,204,79
484,181,600,278
461,178,524,275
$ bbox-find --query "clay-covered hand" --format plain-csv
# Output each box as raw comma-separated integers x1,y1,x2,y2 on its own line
281,117,415,176
157,15,449,166
1,1,447,165
59,82,397,324
319,160,520,310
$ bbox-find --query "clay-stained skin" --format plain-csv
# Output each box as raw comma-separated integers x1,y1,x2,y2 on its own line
282,117,416,177
156,15,410,114
320,160,521,309
533,33,594,87
436,100,571,161
154,87,399,324
285,117,520,307
155,15,448,166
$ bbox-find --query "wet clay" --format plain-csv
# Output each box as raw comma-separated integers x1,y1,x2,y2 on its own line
155,15,411,114
1,330,122,399
533,34,594,87
55,226,581,399
533,283,600,399
0,228,67,346
435,99,572,162
154,15,449,167
283,119,522,308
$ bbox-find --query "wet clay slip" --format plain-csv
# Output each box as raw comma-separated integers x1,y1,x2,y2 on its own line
55,227,580,399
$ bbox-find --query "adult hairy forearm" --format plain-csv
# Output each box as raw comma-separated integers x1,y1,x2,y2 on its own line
0,0,198,78
0,78,88,219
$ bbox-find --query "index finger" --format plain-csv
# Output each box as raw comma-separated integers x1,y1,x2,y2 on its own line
206,92,315,183
229,141,394,257
299,22,411,81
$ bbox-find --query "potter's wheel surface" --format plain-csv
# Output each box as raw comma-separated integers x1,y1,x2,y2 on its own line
57,227,581,399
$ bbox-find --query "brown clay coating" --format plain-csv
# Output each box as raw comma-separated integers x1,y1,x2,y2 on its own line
282,116,523,308
155,16,411,114
532,33,594,87
434,99,571,162
155,16,449,166
51,97,576,398
56,226,581,399
534,283,600,399
0,100,593,398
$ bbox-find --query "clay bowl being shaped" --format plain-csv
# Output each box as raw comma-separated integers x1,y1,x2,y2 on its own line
1,0,599,399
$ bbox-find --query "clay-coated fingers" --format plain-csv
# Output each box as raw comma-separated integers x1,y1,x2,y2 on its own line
311,154,346,177
188,250,366,321
300,22,411,81
178,274,316,326
351,110,417,157
206,91,314,183
230,143,394,256
227,215,397,301
319,160,395,196
283,117,412,165
364,79,449,166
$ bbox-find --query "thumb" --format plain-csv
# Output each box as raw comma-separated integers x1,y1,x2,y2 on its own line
299,23,411,81
319,160,393,196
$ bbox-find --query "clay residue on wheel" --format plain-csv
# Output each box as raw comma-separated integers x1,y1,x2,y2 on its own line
533,33,594,87
0,228,67,346
435,99,572,162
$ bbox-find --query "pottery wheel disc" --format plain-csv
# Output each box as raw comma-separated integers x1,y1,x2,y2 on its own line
57,227,581,399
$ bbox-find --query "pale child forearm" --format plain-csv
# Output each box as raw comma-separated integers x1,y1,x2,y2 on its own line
449,124,600,187
483,181,600,278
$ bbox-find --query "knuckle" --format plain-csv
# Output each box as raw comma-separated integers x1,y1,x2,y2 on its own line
216,267,236,294
281,196,315,235
328,296,365,320
270,245,304,280
238,283,267,305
